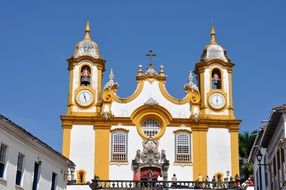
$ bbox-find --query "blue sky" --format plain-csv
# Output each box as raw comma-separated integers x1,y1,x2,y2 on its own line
0,1,285,151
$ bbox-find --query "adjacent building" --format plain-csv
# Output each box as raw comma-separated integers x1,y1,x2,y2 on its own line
61,21,241,189
0,114,75,190
249,105,286,190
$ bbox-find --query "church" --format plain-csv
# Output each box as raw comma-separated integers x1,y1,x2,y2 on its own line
61,21,241,186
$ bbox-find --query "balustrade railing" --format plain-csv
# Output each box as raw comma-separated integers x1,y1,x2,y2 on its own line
89,179,242,189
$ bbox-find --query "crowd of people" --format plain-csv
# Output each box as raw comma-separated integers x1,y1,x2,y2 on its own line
133,170,255,189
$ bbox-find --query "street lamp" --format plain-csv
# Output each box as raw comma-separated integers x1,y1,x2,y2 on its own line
256,149,263,163
256,149,263,189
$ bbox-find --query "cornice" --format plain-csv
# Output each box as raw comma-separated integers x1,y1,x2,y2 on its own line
195,59,234,74
67,56,106,71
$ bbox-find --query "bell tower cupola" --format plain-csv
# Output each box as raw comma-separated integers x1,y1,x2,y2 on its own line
195,21,235,119
66,21,106,116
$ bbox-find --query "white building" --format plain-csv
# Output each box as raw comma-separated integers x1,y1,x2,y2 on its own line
62,21,241,189
249,105,286,190
0,114,75,190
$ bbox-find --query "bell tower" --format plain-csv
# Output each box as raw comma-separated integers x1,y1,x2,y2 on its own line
66,21,105,116
195,22,234,119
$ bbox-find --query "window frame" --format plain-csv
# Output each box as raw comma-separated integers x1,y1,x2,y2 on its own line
141,119,161,137
15,153,24,186
111,131,128,162
51,172,57,190
79,64,92,86
175,132,192,163
0,143,8,178
211,68,222,89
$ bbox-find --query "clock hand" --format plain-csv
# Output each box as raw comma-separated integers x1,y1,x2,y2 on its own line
83,93,87,102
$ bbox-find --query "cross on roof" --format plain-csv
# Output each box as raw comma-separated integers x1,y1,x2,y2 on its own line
146,50,156,64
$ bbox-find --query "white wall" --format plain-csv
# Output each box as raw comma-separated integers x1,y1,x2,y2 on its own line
160,127,193,181
0,128,68,190
109,126,141,180
207,128,231,177
67,184,90,190
70,125,95,182
111,80,190,118
109,126,193,181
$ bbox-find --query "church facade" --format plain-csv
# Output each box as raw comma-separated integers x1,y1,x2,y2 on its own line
61,21,240,184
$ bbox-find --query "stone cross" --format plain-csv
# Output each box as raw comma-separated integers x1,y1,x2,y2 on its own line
146,50,156,64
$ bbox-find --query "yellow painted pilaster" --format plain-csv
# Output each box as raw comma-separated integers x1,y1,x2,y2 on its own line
62,125,72,158
94,125,110,180
199,71,206,117
228,71,234,118
230,127,239,176
192,126,208,180
67,64,74,115
96,68,103,113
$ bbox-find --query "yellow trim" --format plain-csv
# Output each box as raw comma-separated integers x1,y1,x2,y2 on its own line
97,68,103,113
207,90,227,111
228,71,234,117
76,169,87,184
61,115,241,127
67,65,74,115
230,129,239,176
131,105,172,139
159,81,191,104
94,125,110,180
204,114,234,120
192,125,208,180
173,125,192,133
199,71,206,117
62,125,72,158
110,125,129,132
74,86,96,108
108,81,144,103
78,64,93,88
209,67,224,91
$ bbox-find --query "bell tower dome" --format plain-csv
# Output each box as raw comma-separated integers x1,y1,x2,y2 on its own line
195,22,235,119
66,21,106,116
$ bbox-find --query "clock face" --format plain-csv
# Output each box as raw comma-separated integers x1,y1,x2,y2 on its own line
208,92,226,110
76,89,94,107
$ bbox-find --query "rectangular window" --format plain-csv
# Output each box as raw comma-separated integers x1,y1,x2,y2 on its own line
0,144,7,178
32,162,40,190
175,133,191,162
15,153,24,186
51,172,57,190
111,132,127,161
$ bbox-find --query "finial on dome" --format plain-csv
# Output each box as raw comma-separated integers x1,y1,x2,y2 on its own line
84,20,91,41
210,20,217,45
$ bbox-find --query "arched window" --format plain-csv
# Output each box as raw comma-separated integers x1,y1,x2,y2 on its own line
175,133,191,162
111,131,127,161
211,68,222,89
141,119,160,137
80,66,91,86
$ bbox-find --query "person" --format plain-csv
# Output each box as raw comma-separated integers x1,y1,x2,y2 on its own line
171,174,177,187
133,170,140,187
205,175,209,188
234,174,240,187
211,176,216,188
246,178,254,186
147,169,153,187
